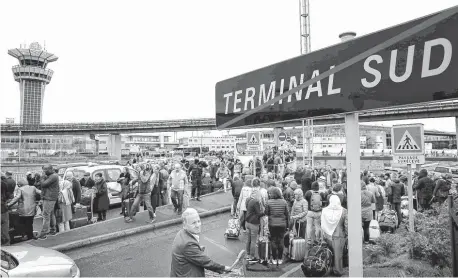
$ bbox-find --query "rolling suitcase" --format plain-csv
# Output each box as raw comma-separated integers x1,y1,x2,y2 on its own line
369,219,381,242
257,216,270,264
224,217,241,239
289,221,306,262
123,183,139,218
70,217,88,229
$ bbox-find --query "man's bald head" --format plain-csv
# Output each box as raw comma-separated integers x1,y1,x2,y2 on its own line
66,171,74,179
182,208,201,235
43,164,54,175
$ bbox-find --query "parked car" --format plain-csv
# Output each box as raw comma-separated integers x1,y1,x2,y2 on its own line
1,244,80,277
432,165,458,178
63,164,138,206
55,162,99,178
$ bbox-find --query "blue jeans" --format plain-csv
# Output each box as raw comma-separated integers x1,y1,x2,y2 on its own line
245,222,260,259
41,200,56,235
170,190,184,213
130,193,154,220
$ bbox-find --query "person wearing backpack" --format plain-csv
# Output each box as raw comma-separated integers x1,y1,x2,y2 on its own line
304,181,326,246
432,174,452,205
189,159,203,201
321,195,348,277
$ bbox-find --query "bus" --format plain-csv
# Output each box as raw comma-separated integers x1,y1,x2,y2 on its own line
173,147,209,157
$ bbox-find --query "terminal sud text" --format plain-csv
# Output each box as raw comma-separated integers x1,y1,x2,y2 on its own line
215,7,458,129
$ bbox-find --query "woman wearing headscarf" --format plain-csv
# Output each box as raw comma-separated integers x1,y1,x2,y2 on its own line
118,167,131,216
361,181,376,244
321,195,348,277
94,173,109,221
266,187,289,265
245,181,264,262
57,178,75,232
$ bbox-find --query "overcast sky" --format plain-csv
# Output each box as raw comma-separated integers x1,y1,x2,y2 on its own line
0,0,457,135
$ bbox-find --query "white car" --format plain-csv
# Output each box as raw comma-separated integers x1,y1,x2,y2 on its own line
63,164,139,206
1,244,80,277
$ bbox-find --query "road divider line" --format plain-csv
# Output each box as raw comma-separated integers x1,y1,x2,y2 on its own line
51,206,231,252
279,264,302,277
202,236,237,256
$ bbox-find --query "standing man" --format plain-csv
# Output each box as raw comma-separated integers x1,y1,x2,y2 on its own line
66,172,81,213
126,165,156,224
190,159,203,201
1,174,11,245
170,208,233,277
4,171,16,200
169,164,188,215
38,165,59,240
159,163,170,206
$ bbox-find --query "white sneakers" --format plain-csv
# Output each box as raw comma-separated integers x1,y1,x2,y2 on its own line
278,260,283,265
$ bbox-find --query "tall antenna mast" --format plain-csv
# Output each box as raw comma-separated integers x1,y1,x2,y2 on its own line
299,0,311,55
299,0,314,168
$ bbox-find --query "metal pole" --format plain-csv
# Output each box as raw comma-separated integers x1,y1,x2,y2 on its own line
302,119,306,168
455,116,458,162
345,113,363,277
18,130,22,163
407,164,414,232
449,195,457,277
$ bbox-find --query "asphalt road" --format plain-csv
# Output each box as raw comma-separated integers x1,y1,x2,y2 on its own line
65,212,303,277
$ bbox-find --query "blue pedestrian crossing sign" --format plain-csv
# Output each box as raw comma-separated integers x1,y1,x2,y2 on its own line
391,124,425,164
246,132,261,152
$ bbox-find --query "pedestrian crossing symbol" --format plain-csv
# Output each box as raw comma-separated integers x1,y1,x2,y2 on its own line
396,130,420,150
391,124,424,156
246,132,261,151
249,134,259,144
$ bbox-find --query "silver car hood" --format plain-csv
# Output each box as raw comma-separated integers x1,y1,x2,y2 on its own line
3,244,75,267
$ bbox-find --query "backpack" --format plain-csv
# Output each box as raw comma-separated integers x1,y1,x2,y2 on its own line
436,179,451,198
310,191,322,212
301,242,333,277
191,166,200,180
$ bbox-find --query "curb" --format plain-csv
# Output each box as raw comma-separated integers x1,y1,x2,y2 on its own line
51,206,231,252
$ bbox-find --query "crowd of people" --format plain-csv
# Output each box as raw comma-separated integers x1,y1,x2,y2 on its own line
2,151,454,277
227,165,454,276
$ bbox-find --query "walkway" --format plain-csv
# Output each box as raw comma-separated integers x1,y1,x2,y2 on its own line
28,191,233,250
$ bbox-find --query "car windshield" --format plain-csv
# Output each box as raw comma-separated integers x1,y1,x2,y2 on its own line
452,169,458,175
106,169,121,182
1,250,18,270
71,170,87,180
435,167,449,173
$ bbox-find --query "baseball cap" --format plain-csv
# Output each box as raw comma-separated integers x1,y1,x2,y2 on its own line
26,171,32,176
5,171,12,176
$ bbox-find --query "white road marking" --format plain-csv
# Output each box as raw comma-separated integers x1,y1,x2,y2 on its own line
279,264,302,277
202,236,237,256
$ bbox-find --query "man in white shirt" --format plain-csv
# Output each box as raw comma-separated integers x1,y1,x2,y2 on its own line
168,164,188,215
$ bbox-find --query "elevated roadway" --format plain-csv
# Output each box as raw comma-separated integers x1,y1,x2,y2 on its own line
1,100,457,135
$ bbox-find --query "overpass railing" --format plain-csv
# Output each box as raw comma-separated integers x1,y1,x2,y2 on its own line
1,100,457,132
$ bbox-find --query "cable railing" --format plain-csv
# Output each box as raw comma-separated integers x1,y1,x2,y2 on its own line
1,101,457,132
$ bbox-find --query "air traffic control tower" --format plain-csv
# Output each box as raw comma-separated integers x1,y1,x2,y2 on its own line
8,42,58,125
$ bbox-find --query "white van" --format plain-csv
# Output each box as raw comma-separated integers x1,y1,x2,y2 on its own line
63,164,138,206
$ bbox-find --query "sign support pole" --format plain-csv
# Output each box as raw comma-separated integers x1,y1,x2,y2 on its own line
345,112,363,277
302,120,306,168
253,155,256,177
407,164,415,232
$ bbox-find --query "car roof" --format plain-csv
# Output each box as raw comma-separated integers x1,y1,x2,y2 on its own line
65,164,131,173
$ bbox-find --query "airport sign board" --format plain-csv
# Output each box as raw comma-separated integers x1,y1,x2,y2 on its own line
215,7,458,129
